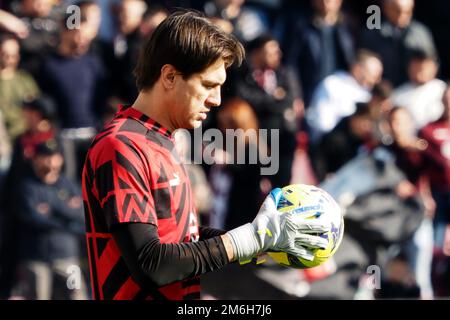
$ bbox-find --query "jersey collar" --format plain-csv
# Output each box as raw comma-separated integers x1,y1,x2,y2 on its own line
118,105,173,139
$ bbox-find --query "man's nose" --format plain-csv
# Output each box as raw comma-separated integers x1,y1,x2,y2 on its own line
206,87,221,107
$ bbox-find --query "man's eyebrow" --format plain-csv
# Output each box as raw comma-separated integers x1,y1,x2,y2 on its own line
202,79,225,86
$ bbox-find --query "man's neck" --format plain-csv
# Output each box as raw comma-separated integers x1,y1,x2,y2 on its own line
40,172,60,185
0,68,16,80
58,43,86,58
316,13,339,26
58,43,73,57
132,88,174,132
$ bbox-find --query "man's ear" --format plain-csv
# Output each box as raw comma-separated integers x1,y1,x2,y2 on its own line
160,64,179,90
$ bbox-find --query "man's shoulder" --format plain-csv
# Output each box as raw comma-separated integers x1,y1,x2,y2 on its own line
426,78,447,91
17,175,43,192
323,71,352,88
92,119,143,148
392,82,415,96
407,20,433,35
90,116,167,158
15,69,36,82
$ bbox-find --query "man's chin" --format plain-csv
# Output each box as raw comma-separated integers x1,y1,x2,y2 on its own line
191,120,203,129
179,119,203,130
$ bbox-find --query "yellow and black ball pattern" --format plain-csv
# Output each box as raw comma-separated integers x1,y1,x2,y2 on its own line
268,184,344,269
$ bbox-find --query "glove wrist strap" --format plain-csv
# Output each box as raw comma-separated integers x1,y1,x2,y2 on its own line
227,223,261,262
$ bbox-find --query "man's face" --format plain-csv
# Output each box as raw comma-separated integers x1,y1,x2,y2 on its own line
262,40,281,70
389,108,415,138
0,39,20,70
383,0,414,28
312,0,343,17
62,27,91,56
350,114,374,140
22,0,53,17
32,153,64,180
356,57,383,89
22,108,42,130
82,4,101,40
369,96,387,118
408,58,437,85
118,0,146,35
140,11,167,37
170,59,226,130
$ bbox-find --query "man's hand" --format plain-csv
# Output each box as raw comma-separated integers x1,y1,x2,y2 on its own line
227,188,331,263
0,10,29,39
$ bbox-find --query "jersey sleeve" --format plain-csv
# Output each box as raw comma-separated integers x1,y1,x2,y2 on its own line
91,134,158,229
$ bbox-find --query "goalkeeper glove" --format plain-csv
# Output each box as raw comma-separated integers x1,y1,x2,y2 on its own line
227,188,330,263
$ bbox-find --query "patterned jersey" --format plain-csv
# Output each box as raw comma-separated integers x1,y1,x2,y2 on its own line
82,105,200,300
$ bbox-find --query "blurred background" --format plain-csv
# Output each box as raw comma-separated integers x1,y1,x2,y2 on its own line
0,0,449,300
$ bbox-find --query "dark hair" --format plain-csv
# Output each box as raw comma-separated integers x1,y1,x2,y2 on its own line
353,102,371,117
371,80,393,99
134,10,245,91
143,5,169,20
22,96,56,121
408,48,439,65
0,33,18,46
246,33,277,53
34,139,62,156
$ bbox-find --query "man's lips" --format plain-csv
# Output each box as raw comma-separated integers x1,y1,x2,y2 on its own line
199,110,209,120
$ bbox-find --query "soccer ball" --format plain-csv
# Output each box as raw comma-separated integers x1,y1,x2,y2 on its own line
267,184,344,269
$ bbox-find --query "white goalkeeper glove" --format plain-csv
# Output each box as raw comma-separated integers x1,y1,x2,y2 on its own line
227,188,330,263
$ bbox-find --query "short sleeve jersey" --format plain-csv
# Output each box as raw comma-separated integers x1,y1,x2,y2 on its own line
82,105,200,300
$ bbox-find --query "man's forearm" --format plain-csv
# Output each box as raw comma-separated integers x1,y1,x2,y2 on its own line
112,223,230,287
220,234,235,262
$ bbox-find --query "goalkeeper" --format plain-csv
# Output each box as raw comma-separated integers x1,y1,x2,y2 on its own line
82,11,330,300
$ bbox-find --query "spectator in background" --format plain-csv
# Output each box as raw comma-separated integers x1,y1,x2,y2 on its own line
419,84,450,258
306,49,383,144
209,98,264,229
0,34,40,142
312,102,376,181
11,140,86,299
13,0,61,79
139,6,168,38
417,84,450,297
204,0,268,43
391,50,446,129
287,0,355,107
387,106,434,299
360,0,437,87
0,96,57,299
39,13,107,181
77,0,102,43
111,0,147,102
7,96,58,186
234,34,302,187
367,81,393,145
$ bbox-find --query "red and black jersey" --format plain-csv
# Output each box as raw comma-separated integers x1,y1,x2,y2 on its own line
82,105,200,300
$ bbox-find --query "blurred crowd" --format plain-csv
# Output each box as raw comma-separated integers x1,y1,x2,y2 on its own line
0,0,449,300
